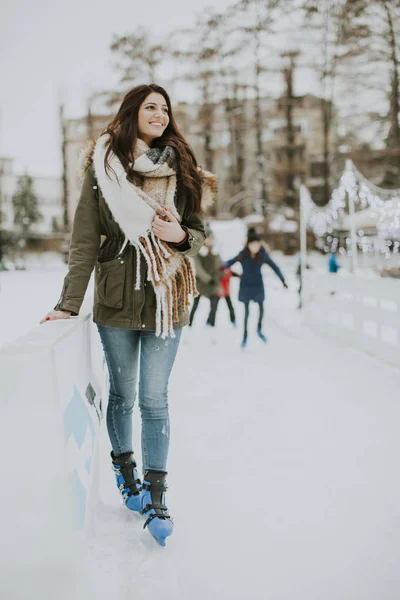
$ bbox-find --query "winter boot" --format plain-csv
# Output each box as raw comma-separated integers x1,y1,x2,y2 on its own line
141,470,173,547
111,451,142,512
257,329,267,343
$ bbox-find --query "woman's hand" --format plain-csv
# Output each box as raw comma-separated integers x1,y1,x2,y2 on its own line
40,310,71,324
152,208,186,244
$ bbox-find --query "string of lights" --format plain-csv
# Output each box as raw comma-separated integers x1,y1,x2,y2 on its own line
301,160,400,258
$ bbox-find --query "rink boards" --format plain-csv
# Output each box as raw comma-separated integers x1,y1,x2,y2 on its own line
0,308,106,532
304,271,400,369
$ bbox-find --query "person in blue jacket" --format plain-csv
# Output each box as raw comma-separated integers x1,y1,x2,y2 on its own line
224,227,288,348
328,250,341,273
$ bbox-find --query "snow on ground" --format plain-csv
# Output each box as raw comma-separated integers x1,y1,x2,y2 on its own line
86,283,400,600
1,253,400,599
0,253,68,348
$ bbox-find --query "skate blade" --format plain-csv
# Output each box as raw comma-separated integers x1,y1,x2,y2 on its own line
148,526,173,548
140,528,169,550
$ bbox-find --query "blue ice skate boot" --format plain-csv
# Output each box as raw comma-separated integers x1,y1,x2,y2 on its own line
111,451,142,512
257,329,267,343
141,470,173,547
241,335,247,349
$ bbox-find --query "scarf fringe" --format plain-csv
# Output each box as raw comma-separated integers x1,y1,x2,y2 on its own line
157,237,171,258
131,232,198,338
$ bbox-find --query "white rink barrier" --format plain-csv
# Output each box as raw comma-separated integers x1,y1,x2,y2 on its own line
304,272,400,368
0,310,106,599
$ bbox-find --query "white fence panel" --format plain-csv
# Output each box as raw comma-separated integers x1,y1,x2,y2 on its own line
0,311,106,598
304,272,400,368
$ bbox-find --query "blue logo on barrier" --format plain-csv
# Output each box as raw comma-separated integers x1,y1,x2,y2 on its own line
64,384,95,448
64,384,97,529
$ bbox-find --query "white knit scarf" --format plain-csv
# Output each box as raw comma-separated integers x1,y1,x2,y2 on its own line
93,135,197,338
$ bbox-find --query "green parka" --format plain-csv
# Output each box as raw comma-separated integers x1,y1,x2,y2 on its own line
54,165,208,331
193,251,222,298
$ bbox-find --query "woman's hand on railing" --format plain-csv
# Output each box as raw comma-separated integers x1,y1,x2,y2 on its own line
40,310,71,324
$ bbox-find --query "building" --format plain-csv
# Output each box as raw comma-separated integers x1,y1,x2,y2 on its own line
348,146,400,188
268,94,336,207
175,93,337,215
62,93,337,224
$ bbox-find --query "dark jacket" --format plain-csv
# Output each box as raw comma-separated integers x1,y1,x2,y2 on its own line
225,249,285,303
193,251,222,298
54,165,208,330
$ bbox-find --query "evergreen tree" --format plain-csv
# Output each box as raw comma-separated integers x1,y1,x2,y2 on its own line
12,174,42,237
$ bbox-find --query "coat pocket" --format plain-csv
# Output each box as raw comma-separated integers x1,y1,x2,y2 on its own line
95,258,126,309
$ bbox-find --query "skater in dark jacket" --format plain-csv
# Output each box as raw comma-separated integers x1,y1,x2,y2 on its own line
224,228,287,348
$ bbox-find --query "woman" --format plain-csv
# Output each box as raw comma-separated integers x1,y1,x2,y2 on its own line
224,228,287,348
41,84,214,546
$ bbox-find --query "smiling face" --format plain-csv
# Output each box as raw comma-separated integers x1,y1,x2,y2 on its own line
137,92,170,146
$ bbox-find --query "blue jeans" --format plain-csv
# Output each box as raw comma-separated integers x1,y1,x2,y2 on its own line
97,325,182,472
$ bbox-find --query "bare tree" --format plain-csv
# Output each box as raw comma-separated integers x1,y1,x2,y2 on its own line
111,28,166,86
229,0,289,213
170,11,229,176
340,0,400,185
280,50,301,207
301,1,350,203
59,104,69,232
383,1,400,151
223,80,248,198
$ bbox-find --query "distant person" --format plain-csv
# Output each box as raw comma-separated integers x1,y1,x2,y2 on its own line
224,227,288,348
0,232,6,271
296,252,310,309
40,84,214,547
217,267,240,327
328,250,341,274
189,226,222,330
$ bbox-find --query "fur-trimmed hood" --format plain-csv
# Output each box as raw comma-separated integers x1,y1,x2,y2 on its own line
78,138,216,211
78,139,97,179
198,166,217,211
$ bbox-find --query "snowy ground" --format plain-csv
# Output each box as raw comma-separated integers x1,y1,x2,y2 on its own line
0,253,69,347
1,255,400,599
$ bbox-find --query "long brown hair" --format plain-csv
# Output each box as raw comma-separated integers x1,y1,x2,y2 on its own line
103,84,202,216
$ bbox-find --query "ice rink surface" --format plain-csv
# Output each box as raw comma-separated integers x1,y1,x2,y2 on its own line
1,254,399,599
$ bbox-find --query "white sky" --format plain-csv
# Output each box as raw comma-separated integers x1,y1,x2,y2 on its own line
1,0,388,179
0,0,235,177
